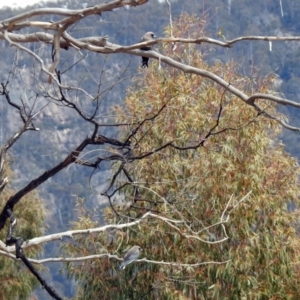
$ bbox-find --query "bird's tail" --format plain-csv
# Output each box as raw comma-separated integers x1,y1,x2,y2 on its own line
141,57,149,68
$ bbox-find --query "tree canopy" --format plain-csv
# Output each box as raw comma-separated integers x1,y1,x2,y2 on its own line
65,14,300,299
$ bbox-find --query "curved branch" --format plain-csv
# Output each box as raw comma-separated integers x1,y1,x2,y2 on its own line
0,136,94,231
2,24,300,130
0,0,148,30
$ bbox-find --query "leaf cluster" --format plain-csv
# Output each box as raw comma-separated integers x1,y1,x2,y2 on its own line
0,157,46,300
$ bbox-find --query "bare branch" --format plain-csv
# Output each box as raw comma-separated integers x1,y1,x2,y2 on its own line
2,189,250,253
0,249,230,269
0,134,127,231
0,0,148,31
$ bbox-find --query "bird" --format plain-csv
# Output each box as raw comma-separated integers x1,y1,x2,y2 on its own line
140,32,156,67
119,245,142,270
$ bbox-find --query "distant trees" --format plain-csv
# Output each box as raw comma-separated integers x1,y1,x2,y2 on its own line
1,1,300,299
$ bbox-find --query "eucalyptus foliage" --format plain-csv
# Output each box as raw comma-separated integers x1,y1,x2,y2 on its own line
66,15,300,300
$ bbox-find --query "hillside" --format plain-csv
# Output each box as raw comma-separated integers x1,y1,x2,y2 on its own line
1,0,300,298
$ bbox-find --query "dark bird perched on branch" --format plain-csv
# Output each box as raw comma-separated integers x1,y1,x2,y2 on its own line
119,245,142,270
140,32,156,67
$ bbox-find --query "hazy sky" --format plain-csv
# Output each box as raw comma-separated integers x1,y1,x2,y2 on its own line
0,0,58,9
